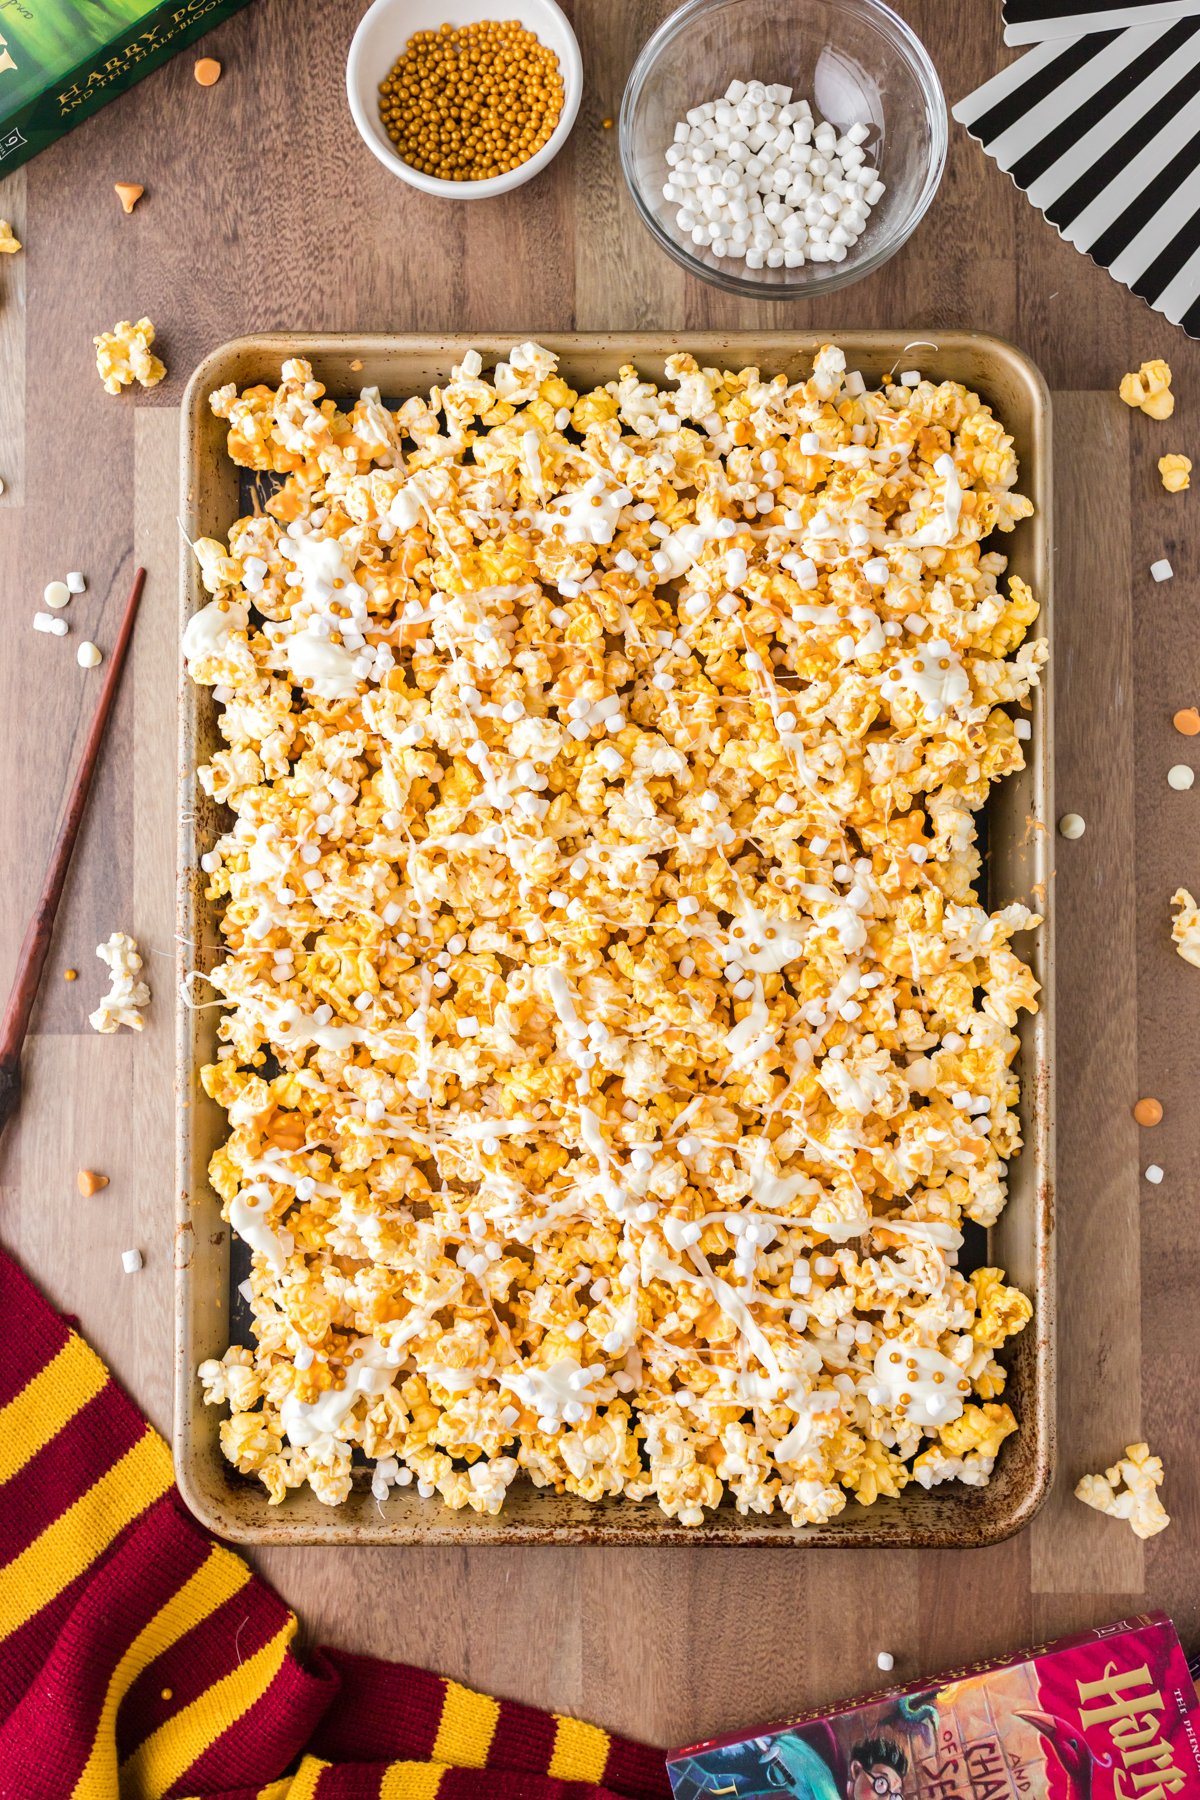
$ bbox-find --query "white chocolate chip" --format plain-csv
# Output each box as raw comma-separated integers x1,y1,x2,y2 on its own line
1167,765,1195,790
77,640,102,668
44,579,71,609
1058,812,1086,839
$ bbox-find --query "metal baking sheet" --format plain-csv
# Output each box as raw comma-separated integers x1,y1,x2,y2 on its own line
175,332,1054,1546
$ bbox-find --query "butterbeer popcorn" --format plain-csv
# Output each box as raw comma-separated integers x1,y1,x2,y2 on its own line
1076,1442,1170,1540
89,931,150,1033
1171,888,1200,968
189,343,1044,1522
1120,359,1174,420
94,316,166,394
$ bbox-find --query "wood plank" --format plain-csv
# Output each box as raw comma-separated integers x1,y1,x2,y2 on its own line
1029,394,1143,1598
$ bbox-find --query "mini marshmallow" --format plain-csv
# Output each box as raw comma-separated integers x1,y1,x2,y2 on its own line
121,1248,143,1274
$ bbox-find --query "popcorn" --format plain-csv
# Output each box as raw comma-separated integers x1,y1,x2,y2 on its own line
189,342,1044,1524
1158,453,1191,492
1120,359,1174,419
0,220,20,253
93,316,166,395
88,931,150,1033
1075,1442,1170,1539
1171,888,1200,968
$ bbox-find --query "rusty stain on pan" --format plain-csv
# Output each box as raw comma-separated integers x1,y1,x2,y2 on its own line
175,333,1054,1547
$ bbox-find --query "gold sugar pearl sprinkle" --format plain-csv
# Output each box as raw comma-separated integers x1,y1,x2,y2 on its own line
377,19,565,181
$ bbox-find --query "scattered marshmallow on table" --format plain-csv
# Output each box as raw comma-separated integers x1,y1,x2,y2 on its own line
121,1248,143,1274
663,80,883,268
1151,558,1174,582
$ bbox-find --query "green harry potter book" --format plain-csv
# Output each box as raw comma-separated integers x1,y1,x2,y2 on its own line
0,0,257,171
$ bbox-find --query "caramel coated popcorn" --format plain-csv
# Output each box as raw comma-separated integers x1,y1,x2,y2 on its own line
1158,453,1191,492
1120,359,1174,420
94,316,165,395
189,342,1044,1522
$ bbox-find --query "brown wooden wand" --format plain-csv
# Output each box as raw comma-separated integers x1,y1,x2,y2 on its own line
0,565,147,1139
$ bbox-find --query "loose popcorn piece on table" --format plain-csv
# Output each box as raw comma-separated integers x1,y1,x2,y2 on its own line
89,931,151,1033
1121,359,1174,419
188,341,1045,1522
1075,1442,1169,1539
94,317,166,395
1171,888,1200,967
1159,453,1191,492
0,220,20,253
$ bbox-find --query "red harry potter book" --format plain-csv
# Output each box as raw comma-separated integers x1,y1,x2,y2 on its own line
668,1615,1200,1800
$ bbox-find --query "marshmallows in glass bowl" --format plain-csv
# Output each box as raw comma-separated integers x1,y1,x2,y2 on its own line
664,80,886,272
620,0,946,298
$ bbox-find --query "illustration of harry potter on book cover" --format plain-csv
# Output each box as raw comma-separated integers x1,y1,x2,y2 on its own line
667,1616,1200,1800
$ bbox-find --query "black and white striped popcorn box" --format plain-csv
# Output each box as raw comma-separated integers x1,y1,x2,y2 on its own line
954,17,1200,334
1003,0,1200,44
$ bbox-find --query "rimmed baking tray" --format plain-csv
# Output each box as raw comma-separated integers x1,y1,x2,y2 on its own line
176,332,1054,1546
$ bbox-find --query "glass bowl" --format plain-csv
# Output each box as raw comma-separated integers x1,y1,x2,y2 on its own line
619,0,946,298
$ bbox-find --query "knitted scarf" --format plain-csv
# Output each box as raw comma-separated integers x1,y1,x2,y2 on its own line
0,1249,671,1800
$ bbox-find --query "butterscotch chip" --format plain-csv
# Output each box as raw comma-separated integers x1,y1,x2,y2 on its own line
77,1169,109,1196
194,57,222,86
115,183,144,214
1174,708,1200,736
1133,1097,1163,1127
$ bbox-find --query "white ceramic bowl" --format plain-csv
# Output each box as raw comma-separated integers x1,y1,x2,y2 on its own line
346,0,583,199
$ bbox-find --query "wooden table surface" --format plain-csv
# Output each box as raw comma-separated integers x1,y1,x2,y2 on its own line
2,0,1199,1752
